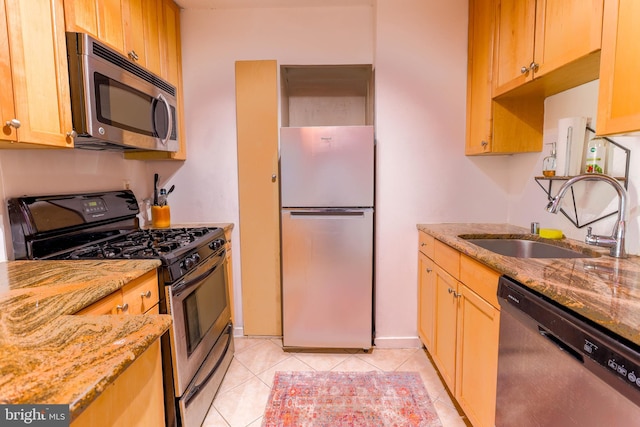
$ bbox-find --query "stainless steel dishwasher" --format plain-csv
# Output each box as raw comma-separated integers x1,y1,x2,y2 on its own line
496,275,640,426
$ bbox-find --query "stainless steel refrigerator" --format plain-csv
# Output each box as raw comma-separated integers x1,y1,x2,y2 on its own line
280,125,374,349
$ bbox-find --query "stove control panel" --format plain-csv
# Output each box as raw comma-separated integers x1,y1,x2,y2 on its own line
209,239,225,251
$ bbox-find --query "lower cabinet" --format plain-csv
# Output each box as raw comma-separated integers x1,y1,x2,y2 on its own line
73,269,164,427
417,232,500,427
71,339,164,427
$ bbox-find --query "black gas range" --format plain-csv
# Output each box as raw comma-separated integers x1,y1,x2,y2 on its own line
7,190,234,427
7,190,225,280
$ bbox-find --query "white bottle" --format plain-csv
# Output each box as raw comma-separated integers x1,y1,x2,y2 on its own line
584,137,608,174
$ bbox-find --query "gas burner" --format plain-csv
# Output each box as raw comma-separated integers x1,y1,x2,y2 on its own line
122,245,156,258
69,245,104,259
102,246,123,258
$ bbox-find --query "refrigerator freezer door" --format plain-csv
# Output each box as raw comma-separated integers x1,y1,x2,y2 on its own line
280,126,374,208
282,208,373,349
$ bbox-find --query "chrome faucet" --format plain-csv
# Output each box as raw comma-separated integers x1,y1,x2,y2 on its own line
546,173,628,258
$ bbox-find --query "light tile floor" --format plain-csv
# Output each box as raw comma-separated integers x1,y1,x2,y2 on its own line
202,337,471,427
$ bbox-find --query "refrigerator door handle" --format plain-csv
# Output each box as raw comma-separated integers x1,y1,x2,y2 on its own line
289,210,367,217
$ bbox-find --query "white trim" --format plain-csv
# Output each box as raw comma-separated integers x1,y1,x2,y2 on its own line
374,336,422,349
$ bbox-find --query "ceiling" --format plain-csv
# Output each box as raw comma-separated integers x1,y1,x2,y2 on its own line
174,0,374,9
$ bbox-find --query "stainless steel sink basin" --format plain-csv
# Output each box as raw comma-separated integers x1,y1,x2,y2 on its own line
459,235,599,259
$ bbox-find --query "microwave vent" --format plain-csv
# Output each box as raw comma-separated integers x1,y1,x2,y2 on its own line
92,42,176,97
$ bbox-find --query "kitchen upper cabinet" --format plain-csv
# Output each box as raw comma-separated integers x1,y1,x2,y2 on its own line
65,0,125,53
417,233,501,427
0,0,74,148
597,0,640,135
493,0,603,97
65,0,163,76
465,0,543,155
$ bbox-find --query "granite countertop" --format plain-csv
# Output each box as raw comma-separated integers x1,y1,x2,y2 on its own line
0,260,171,421
417,223,640,347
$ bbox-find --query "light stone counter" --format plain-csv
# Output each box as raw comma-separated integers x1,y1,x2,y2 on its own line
0,260,171,421
418,223,640,346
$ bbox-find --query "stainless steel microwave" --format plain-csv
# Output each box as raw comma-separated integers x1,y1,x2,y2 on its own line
66,32,178,152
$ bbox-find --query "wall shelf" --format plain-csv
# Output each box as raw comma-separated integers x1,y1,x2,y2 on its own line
535,127,630,229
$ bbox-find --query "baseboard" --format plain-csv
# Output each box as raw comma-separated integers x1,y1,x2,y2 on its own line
374,336,422,349
233,325,245,337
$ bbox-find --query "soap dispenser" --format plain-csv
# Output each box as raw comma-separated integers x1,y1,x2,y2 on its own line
542,142,557,177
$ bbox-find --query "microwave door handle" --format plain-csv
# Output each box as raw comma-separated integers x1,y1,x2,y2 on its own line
155,93,173,146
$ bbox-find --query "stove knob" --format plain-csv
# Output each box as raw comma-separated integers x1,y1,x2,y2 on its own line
209,240,221,251
192,253,201,264
184,257,195,270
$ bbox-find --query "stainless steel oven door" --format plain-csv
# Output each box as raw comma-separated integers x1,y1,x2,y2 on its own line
166,249,231,396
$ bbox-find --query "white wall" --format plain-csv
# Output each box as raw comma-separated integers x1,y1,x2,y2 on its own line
373,0,510,346
0,150,151,260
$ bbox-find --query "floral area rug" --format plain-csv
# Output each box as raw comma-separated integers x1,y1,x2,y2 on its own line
261,371,443,427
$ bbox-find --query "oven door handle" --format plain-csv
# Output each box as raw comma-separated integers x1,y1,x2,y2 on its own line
172,254,224,297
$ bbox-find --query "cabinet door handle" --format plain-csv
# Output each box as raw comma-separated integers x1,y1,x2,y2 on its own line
530,61,539,72
141,290,152,299
5,119,20,128
128,50,139,61
520,65,529,74
426,268,432,273
67,130,77,138
116,303,129,313
481,140,488,147
272,174,277,182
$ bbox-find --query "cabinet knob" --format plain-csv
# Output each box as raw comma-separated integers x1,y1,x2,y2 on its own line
530,62,539,72
116,303,129,313
128,50,139,61
272,174,277,182
481,140,488,147
5,119,20,129
426,268,433,273
520,65,529,75
141,290,152,299
67,130,77,138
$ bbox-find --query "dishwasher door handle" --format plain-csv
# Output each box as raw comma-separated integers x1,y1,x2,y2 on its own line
538,326,584,363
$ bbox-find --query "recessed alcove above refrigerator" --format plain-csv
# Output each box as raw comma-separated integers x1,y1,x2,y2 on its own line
280,64,374,127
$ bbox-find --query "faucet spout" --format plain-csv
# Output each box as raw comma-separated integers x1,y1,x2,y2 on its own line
545,173,627,258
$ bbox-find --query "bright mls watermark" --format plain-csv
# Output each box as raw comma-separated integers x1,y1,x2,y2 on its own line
0,405,69,426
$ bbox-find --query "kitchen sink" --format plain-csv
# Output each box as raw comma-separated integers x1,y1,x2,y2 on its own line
459,235,600,259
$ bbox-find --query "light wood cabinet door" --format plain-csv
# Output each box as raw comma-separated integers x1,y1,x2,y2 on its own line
142,0,162,76
64,0,99,36
493,0,536,95
2,0,74,148
417,252,435,350
533,0,603,79
97,0,125,52
432,265,459,391
159,0,181,86
456,284,500,427
465,0,494,155
0,0,16,142
597,0,640,135
235,60,282,336
71,340,165,427
122,0,146,64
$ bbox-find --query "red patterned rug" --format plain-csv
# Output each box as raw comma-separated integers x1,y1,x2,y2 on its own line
262,371,443,426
